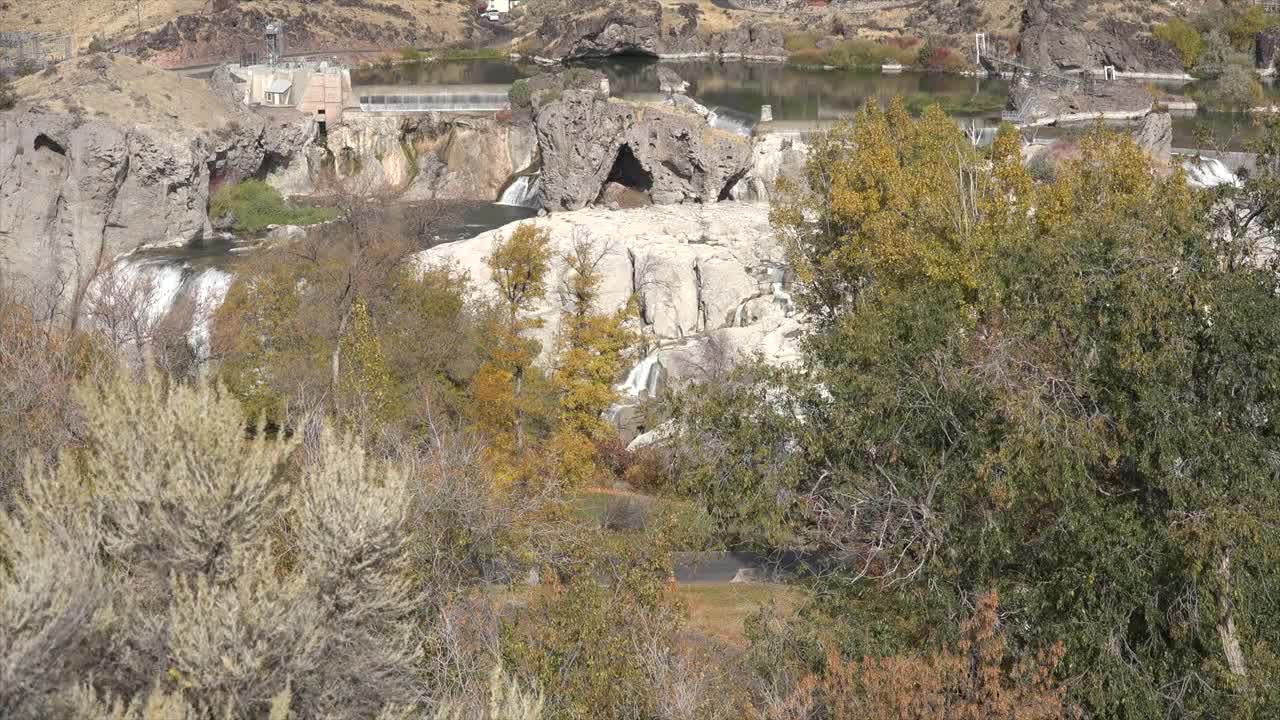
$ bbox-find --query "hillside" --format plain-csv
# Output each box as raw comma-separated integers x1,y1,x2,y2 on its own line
1,0,1225,67
0,0,478,63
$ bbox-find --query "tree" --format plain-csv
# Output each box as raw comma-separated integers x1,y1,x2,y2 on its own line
1212,62,1265,110
683,107,1280,716
780,593,1069,720
548,236,634,487
0,373,422,718
1154,18,1205,70
472,223,554,478
213,201,478,446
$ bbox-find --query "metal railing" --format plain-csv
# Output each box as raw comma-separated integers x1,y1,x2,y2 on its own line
358,92,509,113
0,32,72,73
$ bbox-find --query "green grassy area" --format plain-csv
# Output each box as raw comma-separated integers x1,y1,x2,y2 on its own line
785,33,919,70
437,47,509,61
210,180,339,234
676,583,804,647
904,91,1006,116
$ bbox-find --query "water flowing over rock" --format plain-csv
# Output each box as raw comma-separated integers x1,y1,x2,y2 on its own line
499,174,545,208
529,70,753,210
1184,157,1240,188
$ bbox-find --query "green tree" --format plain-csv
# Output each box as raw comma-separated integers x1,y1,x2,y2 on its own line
683,109,1280,717
1155,18,1206,70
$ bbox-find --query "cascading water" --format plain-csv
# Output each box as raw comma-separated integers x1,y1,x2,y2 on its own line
499,174,544,209
187,269,234,364
603,352,665,429
1184,157,1240,188
706,106,756,137
92,252,236,368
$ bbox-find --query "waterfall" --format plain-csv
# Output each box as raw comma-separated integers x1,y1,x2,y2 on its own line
187,269,234,364
706,106,755,137
91,254,235,366
616,353,663,399
499,174,544,209
1184,157,1240,188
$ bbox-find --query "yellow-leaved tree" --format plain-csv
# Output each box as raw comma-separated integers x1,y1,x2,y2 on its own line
471,224,554,483
548,237,635,487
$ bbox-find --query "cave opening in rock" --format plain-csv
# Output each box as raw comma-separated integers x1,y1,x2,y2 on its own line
33,134,66,156
605,144,652,192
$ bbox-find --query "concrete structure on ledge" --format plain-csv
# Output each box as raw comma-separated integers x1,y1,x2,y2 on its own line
233,62,358,122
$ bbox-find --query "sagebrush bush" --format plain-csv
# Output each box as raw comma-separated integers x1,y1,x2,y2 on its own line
0,373,421,718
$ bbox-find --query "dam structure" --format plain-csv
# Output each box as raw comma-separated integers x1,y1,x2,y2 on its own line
355,84,512,113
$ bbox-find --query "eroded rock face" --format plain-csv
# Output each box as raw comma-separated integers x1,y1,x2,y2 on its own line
417,202,802,382
0,114,211,298
270,113,537,202
1133,112,1173,165
531,74,752,210
1018,0,1181,74
530,0,786,60
730,133,809,203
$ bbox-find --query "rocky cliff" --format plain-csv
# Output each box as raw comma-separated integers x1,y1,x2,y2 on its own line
266,113,538,201
522,0,788,60
418,202,802,382
1017,0,1182,74
529,71,753,210
0,56,310,302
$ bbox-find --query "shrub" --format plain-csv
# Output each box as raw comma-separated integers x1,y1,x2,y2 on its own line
1211,62,1265,109
1228,5,1277,52
922,46,967,73
1154,18,1205,69
209,179,338,233
0,73,14,111
400,46,424,62
509,77,532,109
784,31,820,53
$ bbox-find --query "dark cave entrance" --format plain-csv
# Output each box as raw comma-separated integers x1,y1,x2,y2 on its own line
604,144,652,192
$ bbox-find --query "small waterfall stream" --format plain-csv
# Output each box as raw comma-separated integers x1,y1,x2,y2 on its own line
706,106,756,137
1183,157,1240,188
498,174,544,209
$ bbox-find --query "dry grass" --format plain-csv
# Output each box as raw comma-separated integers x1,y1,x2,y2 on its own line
0,0,470,52
676,582,804,647
14,54,239,130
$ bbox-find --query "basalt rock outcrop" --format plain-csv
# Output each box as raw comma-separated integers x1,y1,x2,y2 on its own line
526,0,786,60
730,133,809,203
0,57,311,300
1018,0,1182,74
266,113,538,201
529,70,753,210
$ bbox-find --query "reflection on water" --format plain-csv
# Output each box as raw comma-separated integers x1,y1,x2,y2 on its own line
579,57,1010,121
348,57,1280,149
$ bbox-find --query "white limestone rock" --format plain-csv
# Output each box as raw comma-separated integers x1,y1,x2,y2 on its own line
417,203,804,390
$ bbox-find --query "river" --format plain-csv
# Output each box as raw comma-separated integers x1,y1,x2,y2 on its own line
353,57,1278,149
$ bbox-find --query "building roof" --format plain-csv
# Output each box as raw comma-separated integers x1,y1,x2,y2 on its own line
267,79,293,94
